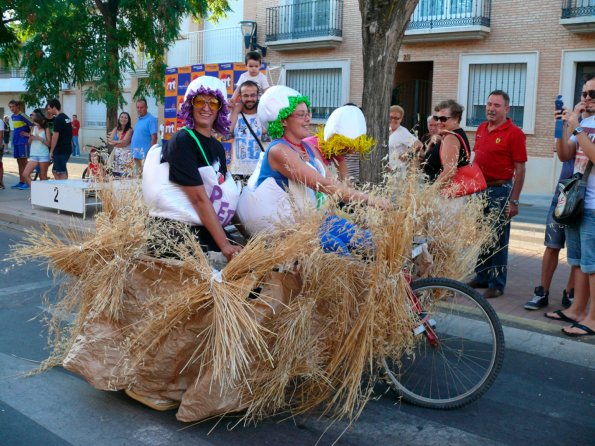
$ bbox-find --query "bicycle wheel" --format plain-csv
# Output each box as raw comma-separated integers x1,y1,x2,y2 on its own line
82,167,89,180
383,277,504,409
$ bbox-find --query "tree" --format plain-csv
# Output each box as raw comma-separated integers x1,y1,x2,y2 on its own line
4,0,230,130
358,0,420,184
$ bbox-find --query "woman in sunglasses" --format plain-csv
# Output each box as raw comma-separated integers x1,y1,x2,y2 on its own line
421,100,472,193
142,76,242,262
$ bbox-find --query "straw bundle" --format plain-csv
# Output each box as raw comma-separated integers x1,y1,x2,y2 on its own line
10,167,494,427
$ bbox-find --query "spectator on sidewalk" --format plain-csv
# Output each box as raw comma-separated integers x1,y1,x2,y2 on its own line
46,98,73,180
420,114,441,149
130,99,158,177
21,109,51,188
468,90,527,299
107,111,133,177
0,115,5,189
388,105,422,174
524,159,577,310
9,100,33,189
230,51,270,106
71,114,81,157
545,77,595,337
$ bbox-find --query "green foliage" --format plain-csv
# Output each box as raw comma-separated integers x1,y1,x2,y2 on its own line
5,0,230,117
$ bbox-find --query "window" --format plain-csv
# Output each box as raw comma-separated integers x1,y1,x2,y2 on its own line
84,96,107,128
283,60,350,121
417,0,474,18
458,52,538,133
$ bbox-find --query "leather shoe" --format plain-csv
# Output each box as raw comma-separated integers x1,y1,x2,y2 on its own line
484,288,504,299
467,279,488,289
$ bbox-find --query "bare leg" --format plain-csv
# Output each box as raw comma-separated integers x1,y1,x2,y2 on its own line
546,268,589,321
566,265,577,293
22,161,39,187
17,157,28,183
540,247,560,292
53,171,68,180
39,162,50,180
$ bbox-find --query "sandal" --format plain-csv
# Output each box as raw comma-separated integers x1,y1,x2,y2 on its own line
544,310,577,324
562,323,595,338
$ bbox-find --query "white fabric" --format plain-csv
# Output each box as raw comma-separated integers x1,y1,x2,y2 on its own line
184,76,227,102
237,152,326,237
324,105,366,141
388,126,417,171
29,126,49,157
142,145,241,226
231,112,264,175
257,85,301,126
236,72,270,93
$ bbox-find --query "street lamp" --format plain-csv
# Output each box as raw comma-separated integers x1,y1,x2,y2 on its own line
239,20,267,57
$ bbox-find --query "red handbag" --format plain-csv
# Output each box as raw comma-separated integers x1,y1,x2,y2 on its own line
440,131,487,198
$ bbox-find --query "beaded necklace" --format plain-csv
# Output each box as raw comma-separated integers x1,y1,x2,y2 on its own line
282,136,309,162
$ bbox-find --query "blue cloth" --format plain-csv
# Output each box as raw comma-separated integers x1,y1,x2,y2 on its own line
319,215,374,256
257,139,320,189
566,209,595,274
131,113,158,159
473,182,512,291
544,159,575,249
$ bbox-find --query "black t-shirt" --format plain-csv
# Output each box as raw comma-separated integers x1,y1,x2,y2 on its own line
162,128,227,186
422,128,471,183
53,113,73,155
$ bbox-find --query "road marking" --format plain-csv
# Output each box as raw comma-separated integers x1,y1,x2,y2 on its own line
0,280,57,298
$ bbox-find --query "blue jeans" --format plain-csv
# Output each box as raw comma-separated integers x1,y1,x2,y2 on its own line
565,208,595,274
474,183,512,291
72,136,80,156
319,215,374,256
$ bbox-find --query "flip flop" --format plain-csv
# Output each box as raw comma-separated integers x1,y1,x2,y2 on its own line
562,323,595,338
544,310,577,324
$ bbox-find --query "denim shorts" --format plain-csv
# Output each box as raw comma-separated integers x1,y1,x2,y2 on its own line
29,155,50,163
52,153,70,174
565,208,595,274
544,195,566,249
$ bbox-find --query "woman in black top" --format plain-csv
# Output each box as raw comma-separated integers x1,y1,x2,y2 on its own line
422,100,471,190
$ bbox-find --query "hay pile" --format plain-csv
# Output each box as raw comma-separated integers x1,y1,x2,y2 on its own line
11,169,494,426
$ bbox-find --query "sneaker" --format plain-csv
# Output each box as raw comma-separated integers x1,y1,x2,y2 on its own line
11,182,23,189
524,286,549,310
16,183,30,190
561,288,574,309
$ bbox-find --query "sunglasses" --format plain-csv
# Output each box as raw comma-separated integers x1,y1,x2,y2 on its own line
192,96,222,111
581,90,595,99
432,115,451,122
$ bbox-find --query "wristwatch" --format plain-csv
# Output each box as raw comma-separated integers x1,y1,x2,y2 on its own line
510,199,519,206
573,126,583,136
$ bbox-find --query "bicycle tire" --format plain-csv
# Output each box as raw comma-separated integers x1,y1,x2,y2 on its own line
82,167,89,180
383,277,505,409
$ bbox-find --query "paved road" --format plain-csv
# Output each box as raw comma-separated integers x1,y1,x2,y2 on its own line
1,227,594,446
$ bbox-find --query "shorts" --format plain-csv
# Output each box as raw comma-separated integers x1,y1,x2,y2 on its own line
544,195,565,249
13,144,28,159
52,153,70,174
29,155,50,163
565,209,595,274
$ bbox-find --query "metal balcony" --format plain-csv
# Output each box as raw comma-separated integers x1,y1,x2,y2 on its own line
560,0,595,33
404,0,491,43
265,0,343,51
187,26,244,64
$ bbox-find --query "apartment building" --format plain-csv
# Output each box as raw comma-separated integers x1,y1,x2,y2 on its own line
245,0,595,197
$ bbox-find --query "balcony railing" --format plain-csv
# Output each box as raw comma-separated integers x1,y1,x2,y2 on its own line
561,0,595,19
266,0,343,49
560,0,595,32
407,0,491,31
0,68,26,78
187,26,244,65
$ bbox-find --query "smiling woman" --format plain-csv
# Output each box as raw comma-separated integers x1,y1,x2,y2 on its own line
237,86,390,256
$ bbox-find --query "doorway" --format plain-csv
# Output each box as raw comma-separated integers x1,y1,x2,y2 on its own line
392,61,433,138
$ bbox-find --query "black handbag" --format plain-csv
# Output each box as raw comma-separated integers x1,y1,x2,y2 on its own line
553,161,593,225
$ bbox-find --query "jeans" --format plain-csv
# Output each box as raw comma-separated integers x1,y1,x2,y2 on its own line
474,183,512,291
72,136,80,156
